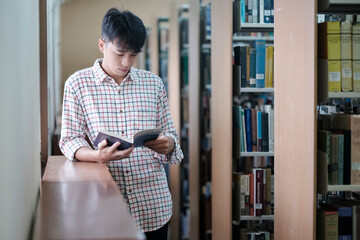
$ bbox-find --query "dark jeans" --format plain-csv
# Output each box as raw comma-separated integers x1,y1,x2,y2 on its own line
144,222,168,240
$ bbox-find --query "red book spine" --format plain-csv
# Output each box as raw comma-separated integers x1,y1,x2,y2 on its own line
254,169,263,216
249,173,254,216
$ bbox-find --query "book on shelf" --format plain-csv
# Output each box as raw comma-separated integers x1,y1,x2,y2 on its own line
353,23,360,92
253,168,263,216
233,105,243,158
250,48,257,88
318,21,341,92
261,112,269,152
317,208,338,240
251,108,258,151
245,108,253,152
93,128,161,150
340,21,352,92
321,202,352,240
265,45,274,88
256,110,263,151
318,130,332,184
264,168,272,215
264,0,272,24
255,40,266,88
332,114,360,185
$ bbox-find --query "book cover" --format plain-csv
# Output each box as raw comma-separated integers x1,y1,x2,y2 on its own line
255,40,266,88
353,23,360,92
250,48,257,87
340,21,352,92
244,108,253,152
332,114,360,184
322,202,352,240
93,128,162,150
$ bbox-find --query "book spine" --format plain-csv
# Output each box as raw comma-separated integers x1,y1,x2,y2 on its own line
264,0,272,23
240,174,247,215
244,109,253,152
343,130,351,185
242,109,247,152
248,0,253,23
267,45,274,88
353,23,360,92
264,168,272,215
252,0,258,23
270,0,274,23
257,111,263,151
340,21,353,92
338,206,352,240
250,48,257,87
233,106,242,158
241,0,246,23
240,46,248,88
251,108,258,151
259,0,264,24
249,173,254,216
256,40,266,88
331,134,339,185
233,65,241,96
350,115,360,185
262,112,269,152
338,134,344,185
244,174,250,215
253,168,263,216
246,46,251,87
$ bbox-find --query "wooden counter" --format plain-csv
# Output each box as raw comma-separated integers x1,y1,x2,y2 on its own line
32,156,144,240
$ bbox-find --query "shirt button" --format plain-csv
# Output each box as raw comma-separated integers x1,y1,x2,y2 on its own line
125,170,129,174
122,131,125,134
120,109,123,113
128,189,132,193
118,90,121,94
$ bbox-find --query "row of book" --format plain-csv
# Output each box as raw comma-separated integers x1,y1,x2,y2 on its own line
233,168,274,219
318,196,360,240
317,113,360,186
233,41,274,92
234,0,274,26
233,105,274,155
318,21,360,92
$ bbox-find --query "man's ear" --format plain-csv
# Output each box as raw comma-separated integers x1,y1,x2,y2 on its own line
98,39,105,53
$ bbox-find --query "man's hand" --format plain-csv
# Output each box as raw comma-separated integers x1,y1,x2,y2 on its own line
96,140,134,163
144,134,174,155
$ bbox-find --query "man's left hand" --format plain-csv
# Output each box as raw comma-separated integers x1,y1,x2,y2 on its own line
144,134,174,155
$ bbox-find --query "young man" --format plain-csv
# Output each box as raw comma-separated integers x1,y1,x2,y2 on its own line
59,8,183,240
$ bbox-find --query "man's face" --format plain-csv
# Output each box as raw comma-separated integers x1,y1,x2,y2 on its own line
99,39,139,81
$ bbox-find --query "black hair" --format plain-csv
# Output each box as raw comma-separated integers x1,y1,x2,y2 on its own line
102,8,146,53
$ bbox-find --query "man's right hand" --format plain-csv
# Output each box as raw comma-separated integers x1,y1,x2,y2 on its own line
97,139,134,163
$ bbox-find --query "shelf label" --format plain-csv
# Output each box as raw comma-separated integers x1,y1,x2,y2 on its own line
329,71,341,82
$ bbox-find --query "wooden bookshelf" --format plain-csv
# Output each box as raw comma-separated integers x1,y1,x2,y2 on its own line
241,87,275,93
233,35,274,41
327,185,360,192
328,92,360,99
241,152,275,157
238,23,274,32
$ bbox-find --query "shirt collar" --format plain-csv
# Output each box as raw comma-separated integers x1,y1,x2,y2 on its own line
93,58,139,85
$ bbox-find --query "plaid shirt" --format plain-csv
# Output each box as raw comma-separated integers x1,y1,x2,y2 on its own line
59,59,183,232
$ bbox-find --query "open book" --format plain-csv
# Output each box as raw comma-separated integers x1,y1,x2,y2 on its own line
93,128,162,150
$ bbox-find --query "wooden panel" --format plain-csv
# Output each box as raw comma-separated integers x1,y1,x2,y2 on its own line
211,0,233,239
43,156,113,183
40,0,48,165
274,0,317,239
189,1,200,240
33,181,142,240
168,0,181,239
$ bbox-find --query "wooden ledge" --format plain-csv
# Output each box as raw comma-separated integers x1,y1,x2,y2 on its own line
32,156,144,240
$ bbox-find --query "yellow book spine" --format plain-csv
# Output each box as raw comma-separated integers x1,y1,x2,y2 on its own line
327,21,341,60
353,23,360,91
341,21,352,91
268,45,274,88
328,60,341,92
